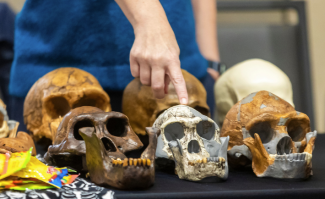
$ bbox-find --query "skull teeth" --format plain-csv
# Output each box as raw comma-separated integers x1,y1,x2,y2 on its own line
188,157,225,166
111,158,152,167
273,153,307,161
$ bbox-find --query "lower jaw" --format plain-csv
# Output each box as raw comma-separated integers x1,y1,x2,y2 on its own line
177,160,227,181
258,152,312,179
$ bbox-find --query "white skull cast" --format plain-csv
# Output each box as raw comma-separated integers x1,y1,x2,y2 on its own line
153,105,229,181
24,68,111,142
214,59,294,125
0,99,19,138
221,91,316,179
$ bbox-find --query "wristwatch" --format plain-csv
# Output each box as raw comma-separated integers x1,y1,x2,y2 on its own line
208,60,227,75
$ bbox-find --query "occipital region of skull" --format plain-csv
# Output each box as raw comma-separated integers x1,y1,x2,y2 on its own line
153,105,229,181
222,90,316,179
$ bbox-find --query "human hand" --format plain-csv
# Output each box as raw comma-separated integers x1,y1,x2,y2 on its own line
207,68,220,81
129,20,188,104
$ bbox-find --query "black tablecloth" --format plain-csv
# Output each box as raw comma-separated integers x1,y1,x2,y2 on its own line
4,134,325,199
112,134,325,199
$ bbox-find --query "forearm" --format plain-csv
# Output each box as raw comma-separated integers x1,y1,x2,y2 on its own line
191,0,220,62
115,0,170,34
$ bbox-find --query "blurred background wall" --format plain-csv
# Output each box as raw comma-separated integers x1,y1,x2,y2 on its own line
1,0,325,132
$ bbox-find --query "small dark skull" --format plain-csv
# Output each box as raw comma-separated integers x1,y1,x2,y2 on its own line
44,106,143,171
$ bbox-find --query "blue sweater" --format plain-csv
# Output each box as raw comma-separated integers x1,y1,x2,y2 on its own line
9,0,207,97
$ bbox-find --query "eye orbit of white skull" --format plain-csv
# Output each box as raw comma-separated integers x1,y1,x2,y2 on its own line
153,105,229,181
214,59,294,125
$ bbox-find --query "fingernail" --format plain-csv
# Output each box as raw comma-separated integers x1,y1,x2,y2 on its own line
181,98,187,105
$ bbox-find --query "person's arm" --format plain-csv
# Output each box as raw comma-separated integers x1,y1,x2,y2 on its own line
115,0,188,104
191,0,220,80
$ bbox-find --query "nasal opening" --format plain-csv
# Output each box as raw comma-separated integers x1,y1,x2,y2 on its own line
101,137,117,152
276,136,292,155
187,140,200,153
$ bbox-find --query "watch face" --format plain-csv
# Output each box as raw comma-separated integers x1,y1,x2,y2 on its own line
208,61,227,74
219,63,227,75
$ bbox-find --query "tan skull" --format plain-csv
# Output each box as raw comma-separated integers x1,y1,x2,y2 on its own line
214,59,294,126
221,90,316,179
123,69,209,136
24,67,111,142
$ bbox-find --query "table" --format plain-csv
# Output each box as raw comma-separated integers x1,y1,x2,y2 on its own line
113,134,325,199
3,134,325,199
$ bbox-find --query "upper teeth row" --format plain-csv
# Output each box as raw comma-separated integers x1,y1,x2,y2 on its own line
111,158,151,167
188,157,225,166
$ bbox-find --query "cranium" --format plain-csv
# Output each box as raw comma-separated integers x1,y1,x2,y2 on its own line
44,107,144,172
221,90,316,179
153,105,229,181
0,99,19,138
214,59,294,126
123,69,209,136
24,67,111,142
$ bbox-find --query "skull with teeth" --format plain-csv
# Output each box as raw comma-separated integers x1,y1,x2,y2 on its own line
44,106,143,171
221,90,317,179
153,105,229,181
45,106,159,189
24,67,111,143
80,126,159,189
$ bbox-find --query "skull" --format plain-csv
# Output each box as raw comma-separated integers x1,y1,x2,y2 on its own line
221,90,316,179
79,126,159,189
24,67,111,142
123,69,209,136
214,59,294,126
44,106,144,173
153,105,229,181
0,99,20,138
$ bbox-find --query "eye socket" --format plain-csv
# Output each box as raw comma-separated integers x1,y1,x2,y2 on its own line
164,122,185,142
193,106,209,117
73,119,94,140
287,120,306,141
196,121,215,140
45,97,70,119
249,122,275,143
106,118,127,137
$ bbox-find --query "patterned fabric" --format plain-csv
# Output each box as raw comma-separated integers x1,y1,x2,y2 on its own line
0,178,115,199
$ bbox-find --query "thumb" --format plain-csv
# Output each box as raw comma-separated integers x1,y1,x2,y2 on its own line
168,66,188,105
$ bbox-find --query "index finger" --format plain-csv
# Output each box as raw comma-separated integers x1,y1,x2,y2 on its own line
167,65,188,105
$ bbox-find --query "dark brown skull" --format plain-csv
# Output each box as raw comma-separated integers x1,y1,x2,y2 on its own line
44,106,143,171
80,127,159,189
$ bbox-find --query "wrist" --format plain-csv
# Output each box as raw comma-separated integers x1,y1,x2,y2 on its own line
207,60,227,75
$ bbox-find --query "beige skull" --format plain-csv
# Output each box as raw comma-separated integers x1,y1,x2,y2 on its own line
153,105,229,181
214,59,294,126
221,90,316,179
24,67,111,142
123,70,209,136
